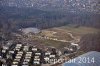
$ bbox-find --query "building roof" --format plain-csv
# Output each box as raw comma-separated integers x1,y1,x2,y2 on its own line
63,51,100,66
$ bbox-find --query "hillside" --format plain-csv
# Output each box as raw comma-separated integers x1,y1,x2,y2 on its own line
0,7,100,31
0,0,100,32
79,33,100,52
0,0,100,13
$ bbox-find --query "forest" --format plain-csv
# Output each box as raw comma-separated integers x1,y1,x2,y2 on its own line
0,7,100,31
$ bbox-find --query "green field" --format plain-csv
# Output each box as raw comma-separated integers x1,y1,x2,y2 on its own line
31,25,100,49
59,25,100,35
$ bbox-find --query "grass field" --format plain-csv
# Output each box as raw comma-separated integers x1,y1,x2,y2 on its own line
32,24,100,49
58,25,100,35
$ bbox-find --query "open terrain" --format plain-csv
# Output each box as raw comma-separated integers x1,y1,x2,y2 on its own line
29,25,100,49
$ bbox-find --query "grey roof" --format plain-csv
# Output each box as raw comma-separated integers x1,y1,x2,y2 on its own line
63,51,100,66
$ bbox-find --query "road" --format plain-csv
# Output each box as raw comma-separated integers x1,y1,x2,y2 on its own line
36,32,80,43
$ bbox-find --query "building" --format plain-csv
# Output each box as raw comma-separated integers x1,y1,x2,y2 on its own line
1,43,59,66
